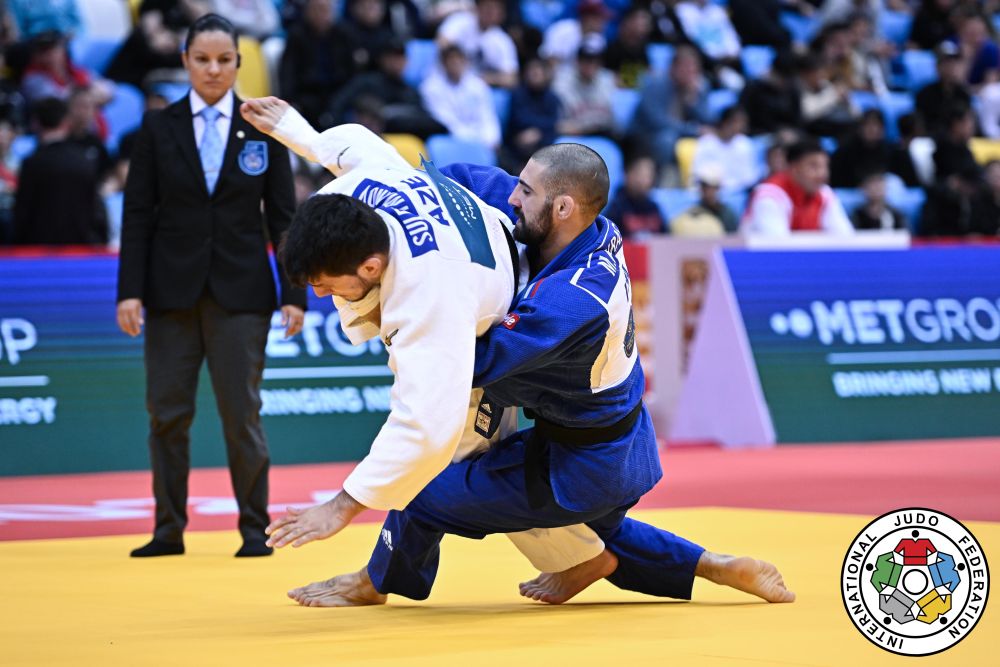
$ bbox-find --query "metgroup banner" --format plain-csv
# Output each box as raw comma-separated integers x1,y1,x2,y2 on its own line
0,253,391,476
727,246,1000,442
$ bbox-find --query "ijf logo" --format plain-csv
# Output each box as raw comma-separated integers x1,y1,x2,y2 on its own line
841,508,990,657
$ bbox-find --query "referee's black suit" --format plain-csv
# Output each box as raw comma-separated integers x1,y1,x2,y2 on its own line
117,94,306,550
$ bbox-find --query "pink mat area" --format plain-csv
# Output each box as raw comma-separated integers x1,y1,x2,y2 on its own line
1,439,997,541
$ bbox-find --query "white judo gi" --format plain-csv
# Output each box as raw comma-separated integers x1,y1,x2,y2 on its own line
270,109,603,572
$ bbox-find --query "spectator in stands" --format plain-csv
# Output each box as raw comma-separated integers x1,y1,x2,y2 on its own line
675,0,743,80
888,111,924,187
345,0,395,72
437,0,519,88
743,138,854,235
605,153,667,238
7,0,81,39
797,51,860,138
553,35,618,138
956,10,1000,88
502,57,559,172
106,0,209,88
843,11,891,95
764,141,789,180
830,109,893,187
971,159,1000,237
919,164,980,236
728,0,791,50
331,37,445,138
690,105,758,192
539,0,611,67
279,0,360,129
740,51,801,134
420,44,501,149
13,97,107,244
629,44,709,171
811,20,854,88
671,163,739,236
933,103,978,182
910,0,957,51
636,0,685,44
604,6,653,90
211,0,280,41
916,42,972,136
0,113,17,244
851,171,906,231
21,31,112,110
66,86,112,179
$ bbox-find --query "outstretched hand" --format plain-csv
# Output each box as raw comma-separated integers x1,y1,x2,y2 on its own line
265,491,367,549
240,96,291,135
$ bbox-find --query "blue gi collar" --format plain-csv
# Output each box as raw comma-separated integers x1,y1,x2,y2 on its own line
518,216,616,304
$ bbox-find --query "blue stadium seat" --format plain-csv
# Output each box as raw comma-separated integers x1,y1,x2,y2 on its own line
403,39,437,87
651,188,698,222
521,0,566,31
611,87,640,132
879,92,915,142
820,136,838,154
887,187,926,231
69,35,121,75
152,82,190,104
780,12,819,44
426,135,496,167
10,134,37,162
556,135,624,199
879,11,913,47
104,83,145,153
706,88,738,122
741,45,775,80
722,189,748,218
833,188,865,214
901,50,938,92
850,90,880,112
646,44,675,72
491,88,511,129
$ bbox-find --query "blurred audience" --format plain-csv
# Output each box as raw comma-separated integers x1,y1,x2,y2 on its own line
916,42,972,136
13,97,107,245
933,104,979,182
729,0,791,50
605,153,667,239
740,51,801,135
671,163,739,236
553,35,617,138
539,0,611,66
604,6,653,90
420,44,500,148
910,0,957,50
106,0,209,88
502,57,558,172
211,0,280,40
437,0,518,88
7,0,80,39
345,0,396,72
797,51,860,138
830,109,893,187
743,138,854,235
690,104,758,192
851,171,906,230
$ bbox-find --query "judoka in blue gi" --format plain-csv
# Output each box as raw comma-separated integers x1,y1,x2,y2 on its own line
240,97,795,607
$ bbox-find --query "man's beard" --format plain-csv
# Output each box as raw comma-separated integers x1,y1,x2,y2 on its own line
512,198,553,247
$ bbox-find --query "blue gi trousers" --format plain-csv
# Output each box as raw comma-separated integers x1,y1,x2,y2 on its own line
366,432,705,601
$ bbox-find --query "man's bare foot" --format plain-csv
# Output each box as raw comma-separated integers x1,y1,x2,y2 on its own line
287,568,387,607
696,552,796,603
519,548,619,604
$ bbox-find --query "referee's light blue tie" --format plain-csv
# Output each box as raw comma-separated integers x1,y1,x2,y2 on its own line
199,106,223,194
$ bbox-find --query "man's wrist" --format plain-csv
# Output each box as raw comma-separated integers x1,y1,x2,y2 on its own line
333,489,367,518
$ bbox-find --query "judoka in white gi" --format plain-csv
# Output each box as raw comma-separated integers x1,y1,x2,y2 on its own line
241,97,795,606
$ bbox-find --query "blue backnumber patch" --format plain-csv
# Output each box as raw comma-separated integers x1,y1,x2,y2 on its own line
238,140,268,176
422,158,496,269
353,178,439,257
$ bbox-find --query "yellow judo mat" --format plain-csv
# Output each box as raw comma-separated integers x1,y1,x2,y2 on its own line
2,508,995,666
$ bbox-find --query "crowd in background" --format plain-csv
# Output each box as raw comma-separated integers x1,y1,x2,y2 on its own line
2,0,1000,245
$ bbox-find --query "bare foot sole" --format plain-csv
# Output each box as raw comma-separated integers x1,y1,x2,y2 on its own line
518,549,619,605
701,554,796,603
287,568,388,607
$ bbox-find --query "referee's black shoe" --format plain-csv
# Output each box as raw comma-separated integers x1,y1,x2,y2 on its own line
130,538,184,557
235,539,273,558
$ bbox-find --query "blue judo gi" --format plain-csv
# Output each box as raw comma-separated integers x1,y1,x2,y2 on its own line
366,163,705,600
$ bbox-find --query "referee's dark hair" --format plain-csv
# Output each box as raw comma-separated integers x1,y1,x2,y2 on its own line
184,13,240,53
278,194,390,286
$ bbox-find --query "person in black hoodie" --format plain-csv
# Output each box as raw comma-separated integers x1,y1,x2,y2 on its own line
830,109,893,188
739,50,801,135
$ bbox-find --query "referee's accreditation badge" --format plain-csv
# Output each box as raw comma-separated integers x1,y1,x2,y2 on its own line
840,508,990,656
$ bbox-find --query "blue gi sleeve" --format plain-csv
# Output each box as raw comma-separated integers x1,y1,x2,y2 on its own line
472,275,608,387
440,163,519,223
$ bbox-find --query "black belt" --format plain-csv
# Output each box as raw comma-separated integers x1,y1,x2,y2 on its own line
523,402,644,509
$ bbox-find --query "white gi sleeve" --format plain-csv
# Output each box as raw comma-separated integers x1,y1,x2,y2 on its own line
743,183,793,236
341,258,481,511
270,107,410,176
819,186,856,235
